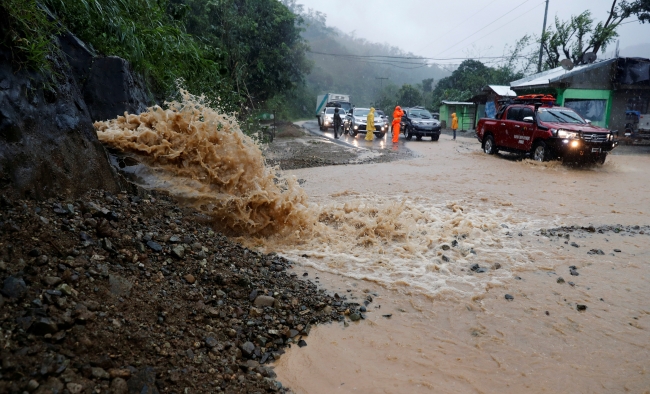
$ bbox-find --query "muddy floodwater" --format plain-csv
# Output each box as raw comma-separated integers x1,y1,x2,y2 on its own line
273,134,650,393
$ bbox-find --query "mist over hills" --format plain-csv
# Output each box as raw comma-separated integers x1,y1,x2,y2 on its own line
280,2,450,115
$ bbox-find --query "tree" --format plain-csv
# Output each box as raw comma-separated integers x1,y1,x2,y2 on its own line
429,59,523,109
539,0,649,69
175,0,310,106
397,84,423,107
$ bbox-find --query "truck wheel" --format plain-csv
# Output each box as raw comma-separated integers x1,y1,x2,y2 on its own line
431,134,439,141
405,127,413,140
596,153,607,164
483,135,497,155
349,128,357,137
532,141,550,161
416,134,422,141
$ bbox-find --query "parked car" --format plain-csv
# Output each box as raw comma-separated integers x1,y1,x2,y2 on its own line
345,108,387,138
476,97,617,163
375,110,390,130
400,107,442,141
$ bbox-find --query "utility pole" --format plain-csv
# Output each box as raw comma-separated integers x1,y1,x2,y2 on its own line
376,77,388,108
538,0,550,73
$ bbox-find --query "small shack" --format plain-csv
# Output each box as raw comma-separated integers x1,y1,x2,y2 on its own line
439,101,475,131
468,85,517,127
510,57,650,131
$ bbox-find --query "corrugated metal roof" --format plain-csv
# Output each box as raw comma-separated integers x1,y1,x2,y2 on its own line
510,58,617,88
441,101,474,105
487,85,517,96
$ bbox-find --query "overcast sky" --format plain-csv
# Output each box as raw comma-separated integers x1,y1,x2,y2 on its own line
297,0,650,65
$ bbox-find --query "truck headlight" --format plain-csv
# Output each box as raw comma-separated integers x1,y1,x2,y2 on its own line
557,129,578,139
608,134,613,141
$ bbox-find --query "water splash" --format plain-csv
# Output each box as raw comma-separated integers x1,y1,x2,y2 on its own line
95,89,311,237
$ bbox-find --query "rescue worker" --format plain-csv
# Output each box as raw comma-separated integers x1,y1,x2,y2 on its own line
392,106,404,143
333,107,342,139
365,107,376,141
451,112,458,140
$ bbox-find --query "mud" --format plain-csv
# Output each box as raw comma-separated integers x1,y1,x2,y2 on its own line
263,124,414,170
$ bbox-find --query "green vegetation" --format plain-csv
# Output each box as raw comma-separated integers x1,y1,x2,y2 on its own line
0,0,60,78
539,0,650,69
430,60,524,108
2,0,309,113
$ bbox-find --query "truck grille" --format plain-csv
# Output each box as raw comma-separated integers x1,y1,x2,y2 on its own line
582,133,608,143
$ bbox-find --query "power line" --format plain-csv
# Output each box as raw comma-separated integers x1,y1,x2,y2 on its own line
450,1,546,58
428,0,538,57
307,50,531,61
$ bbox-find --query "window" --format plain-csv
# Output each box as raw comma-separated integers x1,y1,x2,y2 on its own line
506,107,522,121
563,99,606,122
521,107,534,119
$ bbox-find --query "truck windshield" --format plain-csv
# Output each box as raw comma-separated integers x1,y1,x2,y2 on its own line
537,109,586,124
409,109,433,119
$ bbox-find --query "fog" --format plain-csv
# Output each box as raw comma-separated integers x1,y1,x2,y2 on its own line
297,0,650,65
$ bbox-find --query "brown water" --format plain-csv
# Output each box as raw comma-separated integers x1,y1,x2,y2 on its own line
275,138,650,393
96,96,650,393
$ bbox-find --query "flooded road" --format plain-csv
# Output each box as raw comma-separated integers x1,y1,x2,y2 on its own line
273,133,650,393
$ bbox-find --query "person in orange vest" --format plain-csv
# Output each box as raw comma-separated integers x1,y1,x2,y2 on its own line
392,106,404,143
451,112,458,141
365,107,376,141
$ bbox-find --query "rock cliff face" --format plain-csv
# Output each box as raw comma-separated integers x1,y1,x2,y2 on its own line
0,32,152,199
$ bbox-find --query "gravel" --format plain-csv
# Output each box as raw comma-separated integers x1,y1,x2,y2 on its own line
0,189,367,393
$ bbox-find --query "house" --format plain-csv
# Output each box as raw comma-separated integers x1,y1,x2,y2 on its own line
510,57,650,132
439,101,475,130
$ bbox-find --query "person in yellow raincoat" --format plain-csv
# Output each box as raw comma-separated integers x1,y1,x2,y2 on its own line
451,112,458,140
365,107,376,141
392,106,404,143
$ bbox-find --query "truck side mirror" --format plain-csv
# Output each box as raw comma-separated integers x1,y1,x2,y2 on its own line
523,116,534,123
585,119,592,124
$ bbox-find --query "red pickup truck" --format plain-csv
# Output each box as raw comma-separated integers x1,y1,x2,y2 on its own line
476,98,617,164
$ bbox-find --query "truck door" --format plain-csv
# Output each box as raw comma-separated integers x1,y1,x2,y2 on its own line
516,107,536,151
501,106,521,148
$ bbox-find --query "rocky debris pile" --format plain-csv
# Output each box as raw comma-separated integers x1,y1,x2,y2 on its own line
0,190,364,393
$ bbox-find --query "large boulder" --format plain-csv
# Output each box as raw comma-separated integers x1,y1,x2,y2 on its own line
82,56,151,121
0,46,122,199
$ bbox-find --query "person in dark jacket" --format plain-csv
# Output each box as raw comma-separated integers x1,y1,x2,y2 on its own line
333,108,342,139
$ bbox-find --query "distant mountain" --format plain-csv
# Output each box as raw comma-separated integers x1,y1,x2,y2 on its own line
287,2,450,108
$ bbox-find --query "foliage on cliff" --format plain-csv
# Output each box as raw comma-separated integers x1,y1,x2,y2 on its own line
2,0,309,112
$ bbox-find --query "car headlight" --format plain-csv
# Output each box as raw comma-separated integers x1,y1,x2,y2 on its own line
557,129,579,139
608,134,613,141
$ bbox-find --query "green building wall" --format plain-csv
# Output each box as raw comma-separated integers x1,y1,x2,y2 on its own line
439,103,475,130
513,87,613,128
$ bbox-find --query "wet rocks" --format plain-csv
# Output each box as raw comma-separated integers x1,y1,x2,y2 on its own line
614,249,621,253
570,242,580,248
587,249,605,255
505,294,514,301
171,245,185,259
1,276,27,299
557,277,565,284
576,304,587,311
470,264,487,273
0,190,355,393
569,267,579,276
183,274,196,284
254,295,276,307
